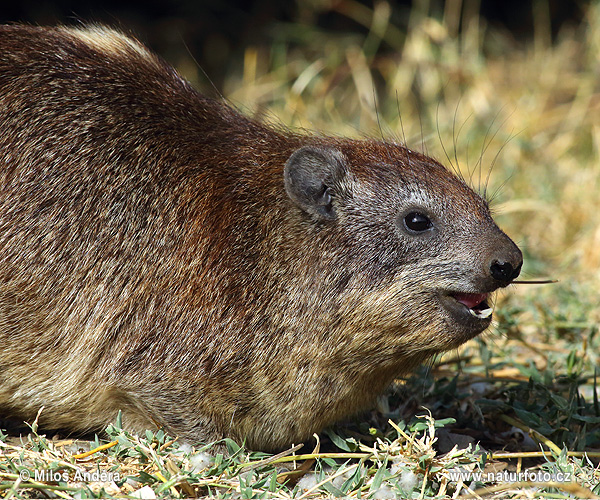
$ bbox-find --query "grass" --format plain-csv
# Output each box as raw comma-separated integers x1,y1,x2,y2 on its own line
2,1,600,498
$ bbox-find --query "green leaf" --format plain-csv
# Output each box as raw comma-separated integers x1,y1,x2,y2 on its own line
324,428,358,452
434,417,456,428
225,438,241,456
370,459,388,491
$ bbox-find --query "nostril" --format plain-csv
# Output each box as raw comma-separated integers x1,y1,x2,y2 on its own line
490,260,515,283
511,262,522,281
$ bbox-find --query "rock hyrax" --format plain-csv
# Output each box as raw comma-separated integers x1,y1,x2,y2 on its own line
0,25,522,451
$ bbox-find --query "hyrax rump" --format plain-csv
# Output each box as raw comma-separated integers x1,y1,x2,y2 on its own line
0,24,522,451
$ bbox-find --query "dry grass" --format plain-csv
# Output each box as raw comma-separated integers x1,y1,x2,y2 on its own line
2,1,600,498
204,0,600,289
4,410,596,498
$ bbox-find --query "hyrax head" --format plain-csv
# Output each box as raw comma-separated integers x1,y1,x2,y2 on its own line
284,141,522,353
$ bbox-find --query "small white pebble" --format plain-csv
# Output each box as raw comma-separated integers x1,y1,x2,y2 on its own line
470,382,492,395
399,470,418,492
126,477,141,488
130,485,157,499
509,426,538,450
238,470,253,482
371,485,397,499
498,426,538,451
189,451,212,473
88,481,120,496
297,473,318,491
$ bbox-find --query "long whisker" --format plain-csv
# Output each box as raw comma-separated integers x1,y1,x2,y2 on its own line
512,279,558,284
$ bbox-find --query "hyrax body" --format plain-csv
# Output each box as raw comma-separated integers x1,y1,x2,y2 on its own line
0,25,522,451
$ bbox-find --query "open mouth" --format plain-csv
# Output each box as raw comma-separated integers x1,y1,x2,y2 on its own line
450,292,493,320
438,290,495,338
432,289,495,348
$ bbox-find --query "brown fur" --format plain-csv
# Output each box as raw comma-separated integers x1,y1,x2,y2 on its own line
0,24,522,451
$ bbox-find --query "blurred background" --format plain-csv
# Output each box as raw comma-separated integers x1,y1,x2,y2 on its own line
2,1,598,360
0,1,588,89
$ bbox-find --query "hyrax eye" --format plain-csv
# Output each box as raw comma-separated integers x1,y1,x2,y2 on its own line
403,211,433,233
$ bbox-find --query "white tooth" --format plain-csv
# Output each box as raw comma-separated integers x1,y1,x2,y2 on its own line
469,307,493,319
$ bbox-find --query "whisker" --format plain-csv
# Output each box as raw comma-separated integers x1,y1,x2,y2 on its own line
436,101,461,179
395,90,412,169
451,96,464,183
373,87,394,163
512,279,558,285
474,106,507,194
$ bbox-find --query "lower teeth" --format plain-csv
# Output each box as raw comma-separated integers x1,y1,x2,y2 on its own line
469,307,493,319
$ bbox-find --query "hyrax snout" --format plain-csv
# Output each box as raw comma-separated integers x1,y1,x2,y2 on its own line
0,24,522,451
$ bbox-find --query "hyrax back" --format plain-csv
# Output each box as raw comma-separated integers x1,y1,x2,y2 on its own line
0,25,522,451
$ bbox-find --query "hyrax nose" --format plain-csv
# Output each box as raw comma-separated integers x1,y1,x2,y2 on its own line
489,246,523,286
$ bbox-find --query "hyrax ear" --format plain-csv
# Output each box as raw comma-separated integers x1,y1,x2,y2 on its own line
284,145,347,220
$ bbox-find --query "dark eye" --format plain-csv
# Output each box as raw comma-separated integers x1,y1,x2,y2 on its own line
403,211,433,233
